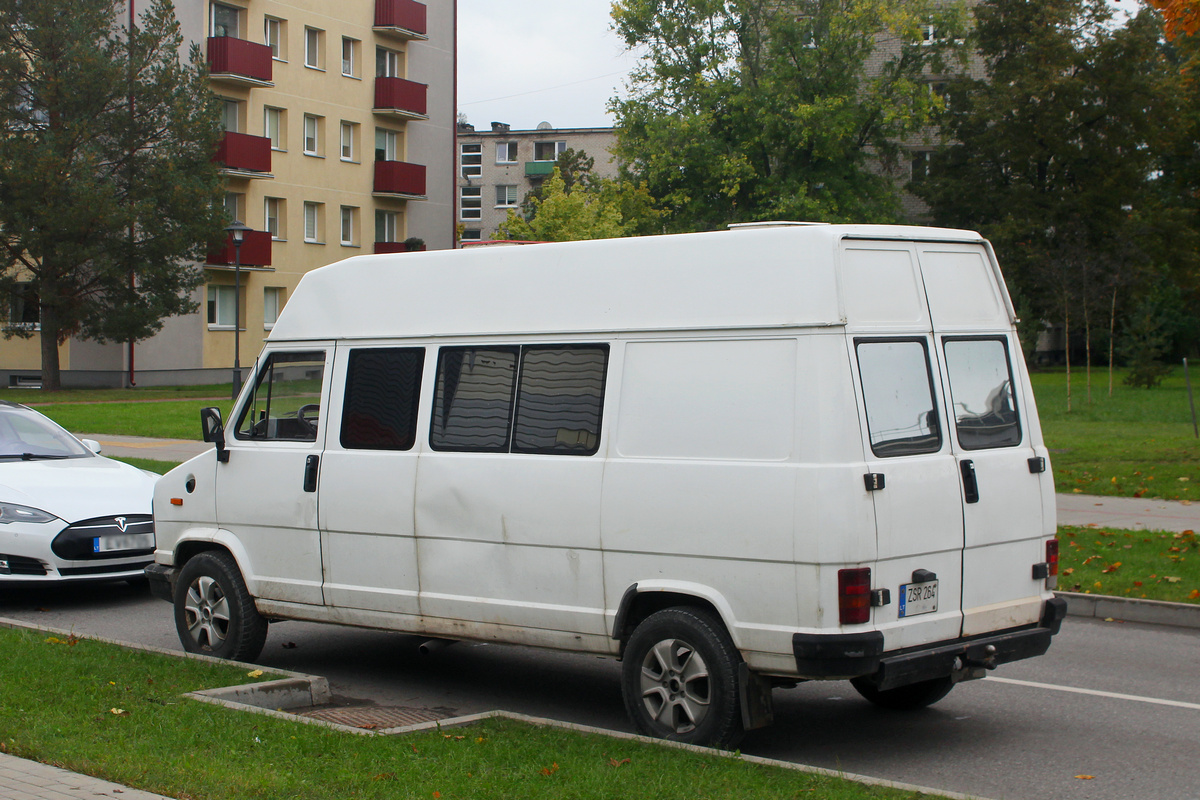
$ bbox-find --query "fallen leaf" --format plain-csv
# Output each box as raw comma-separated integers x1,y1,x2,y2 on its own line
609,757,631,767
1075,775,1095,780
1189,590,1199,599
1072,488,1083,493
1164,576,1182,583
1101,562,1122,574
247,670,263,678
540,763,560,776
1063,568,1075,576
110,708,129,717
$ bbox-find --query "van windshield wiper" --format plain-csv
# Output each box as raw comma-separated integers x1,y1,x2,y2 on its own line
0,453,71,461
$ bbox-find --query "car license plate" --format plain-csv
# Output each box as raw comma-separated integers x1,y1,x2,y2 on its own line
899,580,938,618
94,533,154,553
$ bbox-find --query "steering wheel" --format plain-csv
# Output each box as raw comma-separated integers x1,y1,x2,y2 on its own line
296,404,320,435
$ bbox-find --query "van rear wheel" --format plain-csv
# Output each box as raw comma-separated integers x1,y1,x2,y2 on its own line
621,607,744,749
174,551,267,662
850,675,954,710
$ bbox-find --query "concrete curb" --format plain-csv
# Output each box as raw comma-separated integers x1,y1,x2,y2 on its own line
1057,591,1200,629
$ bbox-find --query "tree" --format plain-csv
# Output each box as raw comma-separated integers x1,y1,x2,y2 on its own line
610,0,969,232
495,167,660,242
1146,0,1200,40
914,0,1196,403
0,0,226,390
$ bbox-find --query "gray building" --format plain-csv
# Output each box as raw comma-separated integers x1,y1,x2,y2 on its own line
456,122,618,243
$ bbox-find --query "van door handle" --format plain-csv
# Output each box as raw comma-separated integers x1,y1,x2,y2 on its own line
960,459,979,504
303,455,319,493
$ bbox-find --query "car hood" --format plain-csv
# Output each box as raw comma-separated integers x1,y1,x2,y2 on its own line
0,456,156,523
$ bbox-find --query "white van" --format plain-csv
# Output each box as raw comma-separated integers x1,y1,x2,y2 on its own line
148,223,1066,747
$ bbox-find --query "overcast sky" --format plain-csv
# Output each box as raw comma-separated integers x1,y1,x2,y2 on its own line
456,1,639,131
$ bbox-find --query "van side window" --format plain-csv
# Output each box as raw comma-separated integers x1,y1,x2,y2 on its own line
513,346,607,454
943,338,1021,449
340,347,425,450
235,351,326,442
430,344,608,455
856,339,941,457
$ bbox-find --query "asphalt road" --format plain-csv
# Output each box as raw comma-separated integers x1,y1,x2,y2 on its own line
2,580,1197,800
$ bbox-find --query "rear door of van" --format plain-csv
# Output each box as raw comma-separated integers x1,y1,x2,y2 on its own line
917,242,1052,636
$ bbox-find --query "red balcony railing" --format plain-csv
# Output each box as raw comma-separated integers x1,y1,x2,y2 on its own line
208,230,273,267
374,160,426,197
215,131,272,174
374,241,426,254
374,0,427,37
207,36,273,84
374,76,428,118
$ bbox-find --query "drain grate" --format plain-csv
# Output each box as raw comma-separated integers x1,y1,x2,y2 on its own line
297,705,450,730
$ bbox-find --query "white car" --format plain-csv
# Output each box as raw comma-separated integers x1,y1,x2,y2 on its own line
0,401,156,582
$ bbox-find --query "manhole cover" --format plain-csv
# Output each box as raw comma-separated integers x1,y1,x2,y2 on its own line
298,705,449,729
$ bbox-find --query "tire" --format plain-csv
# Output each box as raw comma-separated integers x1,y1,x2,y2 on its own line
850,675,954,710
174,550,267,662
621,607,745,749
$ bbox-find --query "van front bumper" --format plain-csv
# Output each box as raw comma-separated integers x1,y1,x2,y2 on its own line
145,562,178,603
792,597,1067,691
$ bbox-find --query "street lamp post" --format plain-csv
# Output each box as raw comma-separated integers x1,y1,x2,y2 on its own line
225,220,252,399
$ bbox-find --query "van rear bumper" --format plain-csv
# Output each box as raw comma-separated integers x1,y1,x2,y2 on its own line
792,597,1067,690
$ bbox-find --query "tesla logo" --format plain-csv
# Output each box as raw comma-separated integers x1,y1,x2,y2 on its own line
114,517,127,532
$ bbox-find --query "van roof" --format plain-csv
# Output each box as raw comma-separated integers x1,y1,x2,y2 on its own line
267,224,986,342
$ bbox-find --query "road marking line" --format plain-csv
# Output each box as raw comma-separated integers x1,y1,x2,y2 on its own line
986,676,1200,711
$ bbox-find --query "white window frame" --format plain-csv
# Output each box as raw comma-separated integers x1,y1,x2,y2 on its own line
303,202,322,243
264,107,283,150
264,197,283,239
376,46,402,78
303,114,321,156
460,143,482,177
342,37,358,77
460,186,482,221
211,2,240,38
340,206,357,246
263,287,283,330
207,285,237,328
495,184,519,208
460,228,482,243
533,140,566,162
375,209,399,243
340,121,356,161
375,128,399,162
496,142,518,164
304,27,323,70
264,17,284,60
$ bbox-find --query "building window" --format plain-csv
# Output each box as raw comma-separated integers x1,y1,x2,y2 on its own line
460,186,482,220
264,107,284,149
264,197,284,239
460,143,482,177
533,140,566,161
303,202,322,243
375,128,399,161
221,99,240,133
207,285,238,328
340,206,357,246
460,228,482,243
376,46,402,78
304,27,323,69
211,2,239,38
264,17,285,59
7,282,39,330
340,121,357,161
342,37,359,77
496,142,518,164
375,209,399,243
263,287,284,330
223,191,242,222
495,185,518,207
911,151,932,183
303,114,321,156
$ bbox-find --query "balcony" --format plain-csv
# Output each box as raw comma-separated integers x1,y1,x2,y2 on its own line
373,76,428,120
374,0,427,40
374,241,426,255
207,37,273,87
525,161,555,177
215,131,272,177
374,160,426,199
208,230,273,268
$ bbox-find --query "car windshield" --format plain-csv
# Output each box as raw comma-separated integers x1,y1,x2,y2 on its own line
0,406,92,459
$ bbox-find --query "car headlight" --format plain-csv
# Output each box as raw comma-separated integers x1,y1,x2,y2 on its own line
0,502,60,524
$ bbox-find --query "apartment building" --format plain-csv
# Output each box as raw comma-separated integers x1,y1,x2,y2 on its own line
1,0,455,388
456,122,617,244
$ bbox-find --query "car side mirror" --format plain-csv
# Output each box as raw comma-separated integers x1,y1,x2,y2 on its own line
200,407,229,463
81,438,101,454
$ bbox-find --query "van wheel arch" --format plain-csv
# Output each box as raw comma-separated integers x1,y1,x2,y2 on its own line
614,586,726,658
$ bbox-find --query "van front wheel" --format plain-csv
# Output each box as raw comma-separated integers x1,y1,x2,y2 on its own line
850,675,954,710
174,551,267,662
621,607,744,749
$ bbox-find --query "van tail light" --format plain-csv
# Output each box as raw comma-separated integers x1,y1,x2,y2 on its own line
1045,539,1059,590
838,567,872,625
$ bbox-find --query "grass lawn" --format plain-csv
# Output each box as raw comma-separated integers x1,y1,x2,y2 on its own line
1031,368,1200,501
0,625,938,800
1057,526,1200,603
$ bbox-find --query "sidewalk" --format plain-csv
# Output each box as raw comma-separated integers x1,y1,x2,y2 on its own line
0,753,172,800
1056,491,1200,533
76,434,211,463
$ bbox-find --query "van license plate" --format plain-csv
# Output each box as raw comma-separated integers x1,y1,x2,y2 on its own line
94,533,154,553
899,580,938,618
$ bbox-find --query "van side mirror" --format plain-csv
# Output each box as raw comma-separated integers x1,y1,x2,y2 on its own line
200,407,229,463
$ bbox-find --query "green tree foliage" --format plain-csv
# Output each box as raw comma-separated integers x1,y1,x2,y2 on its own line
610,0,968,231
913,0,1198,376
0,0,225,390
495,167,660,242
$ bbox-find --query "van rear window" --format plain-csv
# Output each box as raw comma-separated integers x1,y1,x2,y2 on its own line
430,344,608,455
856,339,942,458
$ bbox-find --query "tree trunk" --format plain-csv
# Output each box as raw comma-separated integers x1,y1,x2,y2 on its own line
39,303,62,392
1064,302,1072,413
1108,288,1117,397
